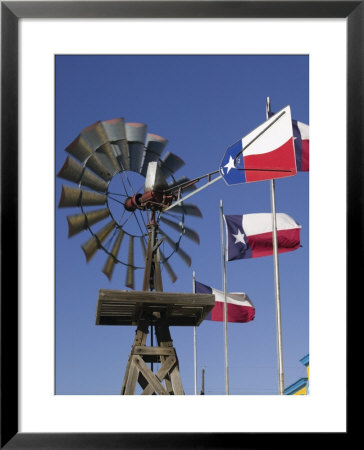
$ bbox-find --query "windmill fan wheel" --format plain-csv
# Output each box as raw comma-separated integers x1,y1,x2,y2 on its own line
57,118,202,289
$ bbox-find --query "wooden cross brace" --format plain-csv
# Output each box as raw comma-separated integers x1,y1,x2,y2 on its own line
121,318,184,395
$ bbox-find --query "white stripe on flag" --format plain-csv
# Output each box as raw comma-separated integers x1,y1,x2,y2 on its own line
242,105,293,156
212,288,254,308
242,213,301,236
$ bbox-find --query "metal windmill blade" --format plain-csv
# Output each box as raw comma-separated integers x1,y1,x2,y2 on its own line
159,152,185,179
159,228,192,267
97,139,122,175
165,203,203,218
159,249,177,284
67,208,110,237
125,122,147,174
159,216,200,244
81,120,109,150
58,185,107,208
100,118,130,172
65,134,113,181
125,235,135,289
80,120,121,174
57,157,108,192
81,220,117,262
102,230,125,280
139,236,147,259
102,118,127,141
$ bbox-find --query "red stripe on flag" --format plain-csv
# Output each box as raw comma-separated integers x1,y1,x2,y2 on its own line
209,301,255,323
301,139,309,171
247,228,301,258
243,137,296,182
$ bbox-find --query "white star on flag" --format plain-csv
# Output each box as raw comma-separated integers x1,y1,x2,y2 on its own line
224,155,236,174
233,229,246,245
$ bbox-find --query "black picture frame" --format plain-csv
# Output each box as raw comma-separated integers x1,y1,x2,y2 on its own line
1,1,357,448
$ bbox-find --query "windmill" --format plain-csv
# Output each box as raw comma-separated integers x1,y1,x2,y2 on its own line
58,118,215,395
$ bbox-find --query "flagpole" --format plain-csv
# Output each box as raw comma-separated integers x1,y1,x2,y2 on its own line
219,199,229,395
266,97,285,395
192,270,197,395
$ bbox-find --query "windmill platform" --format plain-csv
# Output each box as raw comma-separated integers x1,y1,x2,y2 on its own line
96,289,215,395
96,289,215,326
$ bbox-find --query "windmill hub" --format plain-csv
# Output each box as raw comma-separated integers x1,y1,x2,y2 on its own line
123,190,176,212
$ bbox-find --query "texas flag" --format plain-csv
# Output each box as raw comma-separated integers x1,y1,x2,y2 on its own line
195,281,255,323
220,106,297,185
268,111,309,171
224,213,301,261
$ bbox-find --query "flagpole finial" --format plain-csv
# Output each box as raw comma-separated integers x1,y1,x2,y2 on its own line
266,97,271,115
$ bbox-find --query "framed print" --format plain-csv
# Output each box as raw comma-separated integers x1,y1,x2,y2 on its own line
1,1,359,447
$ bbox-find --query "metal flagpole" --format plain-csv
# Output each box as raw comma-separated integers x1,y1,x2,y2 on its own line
200,368,205,395
266,97,285,395
192,270,197,395
219,200,229,395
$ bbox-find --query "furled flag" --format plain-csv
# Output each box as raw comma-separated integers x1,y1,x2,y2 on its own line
224,213,301,261
195,281,255,323
268,111,309,171
220,105,297,185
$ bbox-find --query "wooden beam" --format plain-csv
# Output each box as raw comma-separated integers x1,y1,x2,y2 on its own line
134,355,169,395
141,356,177,395
121,319,149,394
155,320,184,395
132,346,174,356
123,356,140,395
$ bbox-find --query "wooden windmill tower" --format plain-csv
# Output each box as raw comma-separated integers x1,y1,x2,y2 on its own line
58,118,215,395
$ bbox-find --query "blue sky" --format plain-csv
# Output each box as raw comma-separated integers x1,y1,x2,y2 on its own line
55,54,309,395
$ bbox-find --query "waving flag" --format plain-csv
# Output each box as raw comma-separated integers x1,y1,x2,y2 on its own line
268,111,309,171
195,281,255,323
220,106,297,185
224,213,301,261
